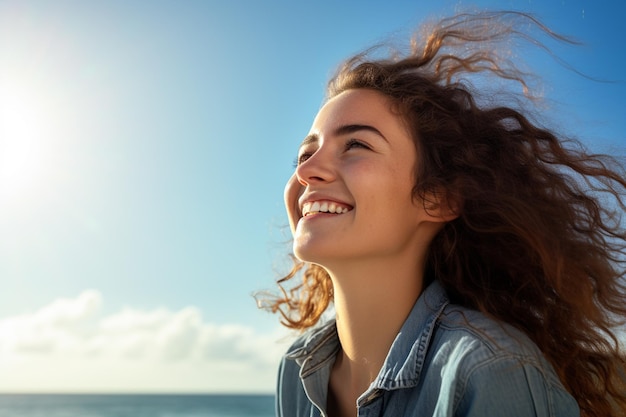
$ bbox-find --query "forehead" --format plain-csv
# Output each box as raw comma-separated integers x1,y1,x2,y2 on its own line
310,89,401,132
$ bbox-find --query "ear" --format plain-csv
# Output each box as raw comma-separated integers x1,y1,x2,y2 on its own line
420,188,461,223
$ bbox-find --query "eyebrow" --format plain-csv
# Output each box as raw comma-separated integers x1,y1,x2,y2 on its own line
300,124,388,147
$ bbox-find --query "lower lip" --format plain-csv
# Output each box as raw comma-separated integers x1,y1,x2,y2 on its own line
300,212,349,221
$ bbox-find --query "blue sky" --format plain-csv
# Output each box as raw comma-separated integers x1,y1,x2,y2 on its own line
0,0,624,393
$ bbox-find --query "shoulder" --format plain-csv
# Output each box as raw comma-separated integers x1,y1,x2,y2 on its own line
423,304,579,416
432,303,559,383
435,304,548,363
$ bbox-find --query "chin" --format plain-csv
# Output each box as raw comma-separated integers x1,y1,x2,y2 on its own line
293,243,329,265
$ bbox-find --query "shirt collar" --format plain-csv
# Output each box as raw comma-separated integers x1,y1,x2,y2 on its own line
286,318,339,377
371,279,449,390
286,280,449,389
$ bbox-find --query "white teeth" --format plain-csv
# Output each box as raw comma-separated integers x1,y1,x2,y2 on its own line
302,201,350,216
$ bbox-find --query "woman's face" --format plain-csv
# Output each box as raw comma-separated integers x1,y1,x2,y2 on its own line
285,89,441,268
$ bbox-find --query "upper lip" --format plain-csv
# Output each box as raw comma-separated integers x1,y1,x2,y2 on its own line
298,193,353,216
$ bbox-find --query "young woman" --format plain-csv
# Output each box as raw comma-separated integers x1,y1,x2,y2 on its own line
265,11,626,417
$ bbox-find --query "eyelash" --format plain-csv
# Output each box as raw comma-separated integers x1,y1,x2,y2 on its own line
293,154,309,168
345,138,369,150
293,139,370,167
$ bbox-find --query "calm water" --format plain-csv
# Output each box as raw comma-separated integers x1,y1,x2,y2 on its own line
0,394,275,417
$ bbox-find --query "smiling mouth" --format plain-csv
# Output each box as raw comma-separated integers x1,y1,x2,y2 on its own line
302,201,353,217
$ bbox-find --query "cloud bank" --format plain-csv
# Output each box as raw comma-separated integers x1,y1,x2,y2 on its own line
0,291,293,393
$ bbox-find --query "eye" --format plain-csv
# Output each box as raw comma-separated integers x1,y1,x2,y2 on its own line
345,138,370,151
294,151,313,167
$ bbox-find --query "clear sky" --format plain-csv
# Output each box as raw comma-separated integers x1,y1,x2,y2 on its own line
0,0,624,393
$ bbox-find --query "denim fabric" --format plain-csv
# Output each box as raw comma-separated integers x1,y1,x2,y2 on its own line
276,280,580,417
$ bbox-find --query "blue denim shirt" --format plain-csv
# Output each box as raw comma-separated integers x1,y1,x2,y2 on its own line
276,280,580,416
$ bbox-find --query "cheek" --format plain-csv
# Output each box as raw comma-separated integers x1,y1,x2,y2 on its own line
284,174,303,233
377,165,419,213
364,160,413,194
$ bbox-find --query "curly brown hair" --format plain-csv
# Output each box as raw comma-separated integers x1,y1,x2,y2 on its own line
264,11,626,417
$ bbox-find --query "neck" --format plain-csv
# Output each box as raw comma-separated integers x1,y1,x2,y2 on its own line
327,253,427,396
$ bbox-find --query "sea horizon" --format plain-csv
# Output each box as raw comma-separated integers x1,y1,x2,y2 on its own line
0,392,274,395
0,392,275,417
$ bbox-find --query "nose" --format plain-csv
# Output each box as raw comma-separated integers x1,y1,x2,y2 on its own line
295,146,335,187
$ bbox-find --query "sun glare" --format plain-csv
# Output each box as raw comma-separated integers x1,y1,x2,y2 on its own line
0,84,51,203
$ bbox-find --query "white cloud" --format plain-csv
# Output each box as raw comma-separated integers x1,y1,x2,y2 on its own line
0,291,295,393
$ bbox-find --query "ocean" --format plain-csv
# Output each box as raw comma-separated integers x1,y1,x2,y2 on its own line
0,394,275,417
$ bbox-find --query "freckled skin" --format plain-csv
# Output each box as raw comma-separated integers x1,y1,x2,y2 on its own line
285,89,442,270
